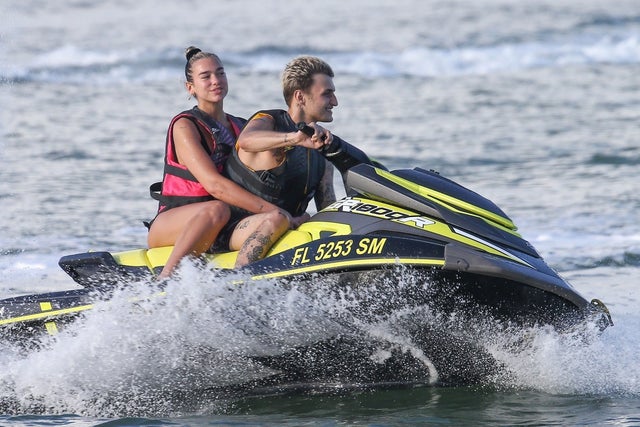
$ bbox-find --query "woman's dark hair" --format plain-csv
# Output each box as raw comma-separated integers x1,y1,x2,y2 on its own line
184,46,222,83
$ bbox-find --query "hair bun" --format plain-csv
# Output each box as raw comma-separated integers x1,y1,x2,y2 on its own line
185,46,202,62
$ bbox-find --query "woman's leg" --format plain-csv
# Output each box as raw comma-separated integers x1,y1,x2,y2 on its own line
148,201,231,278
229,209,291,268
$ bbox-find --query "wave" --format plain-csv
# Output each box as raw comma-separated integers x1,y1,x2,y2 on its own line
576,13,640,30
588,152,640,166
536,238,640,272
577,251,640,269
2,30,639,85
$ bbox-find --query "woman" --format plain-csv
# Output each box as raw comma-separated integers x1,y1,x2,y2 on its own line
147,47,302,278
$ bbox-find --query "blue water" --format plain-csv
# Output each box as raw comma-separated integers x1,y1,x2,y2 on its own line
1,0,639,424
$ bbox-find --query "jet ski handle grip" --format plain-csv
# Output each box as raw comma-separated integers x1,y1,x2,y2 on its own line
297,122,326,141
296,122,386,173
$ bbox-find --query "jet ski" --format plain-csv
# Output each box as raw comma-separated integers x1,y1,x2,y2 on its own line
0,128,612,387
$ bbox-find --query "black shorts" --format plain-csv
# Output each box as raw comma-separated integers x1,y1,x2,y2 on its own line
207,206,251,253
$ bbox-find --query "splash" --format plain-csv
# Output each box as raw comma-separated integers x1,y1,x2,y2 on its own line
0,261,633,416
0,262,376,416
487,315,640,396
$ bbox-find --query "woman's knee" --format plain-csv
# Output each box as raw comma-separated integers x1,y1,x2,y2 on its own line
197,201,231,224
148,202,230,247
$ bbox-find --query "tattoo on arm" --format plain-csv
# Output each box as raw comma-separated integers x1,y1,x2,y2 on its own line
274,148,286,165
315,162,337,210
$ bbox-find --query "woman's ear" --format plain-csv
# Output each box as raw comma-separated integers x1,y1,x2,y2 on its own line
185,81,196,97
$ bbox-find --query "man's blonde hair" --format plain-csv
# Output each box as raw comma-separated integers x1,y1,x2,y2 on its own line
282,56,334,106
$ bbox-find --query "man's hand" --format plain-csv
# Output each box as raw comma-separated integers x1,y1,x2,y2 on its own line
290,212,311,229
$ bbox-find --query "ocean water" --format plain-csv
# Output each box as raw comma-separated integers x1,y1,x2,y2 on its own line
1,0,639,425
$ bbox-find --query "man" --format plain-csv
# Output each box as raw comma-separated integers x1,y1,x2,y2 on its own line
225,56,339,219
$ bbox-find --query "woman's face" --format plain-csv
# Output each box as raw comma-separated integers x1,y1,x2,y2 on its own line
187,57,229,103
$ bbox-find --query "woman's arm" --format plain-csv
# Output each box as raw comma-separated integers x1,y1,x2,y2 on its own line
172,117,279,215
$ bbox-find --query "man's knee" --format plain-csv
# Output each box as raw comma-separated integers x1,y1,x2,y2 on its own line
265,209,290,230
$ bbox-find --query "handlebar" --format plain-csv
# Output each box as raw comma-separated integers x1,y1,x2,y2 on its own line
295,122,387,174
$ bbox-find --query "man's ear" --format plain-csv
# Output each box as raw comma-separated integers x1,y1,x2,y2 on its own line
293,89,305,106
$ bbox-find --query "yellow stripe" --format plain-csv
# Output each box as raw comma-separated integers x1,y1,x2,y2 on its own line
251,257,446,280
376,169,518,232
297,221,353,240
40,301,53,311
0,304,94,326
0,289,170,328
44,321,59,335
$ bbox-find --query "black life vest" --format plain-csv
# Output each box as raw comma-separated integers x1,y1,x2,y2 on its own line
224,109,326,216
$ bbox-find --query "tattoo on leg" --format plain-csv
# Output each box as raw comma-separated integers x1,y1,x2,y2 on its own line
236,220,249,231
242,232,273,263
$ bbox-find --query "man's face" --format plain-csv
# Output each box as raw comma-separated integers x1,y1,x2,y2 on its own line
304,73,338,122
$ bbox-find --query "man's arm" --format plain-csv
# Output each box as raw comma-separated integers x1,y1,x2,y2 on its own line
314,161,337,210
